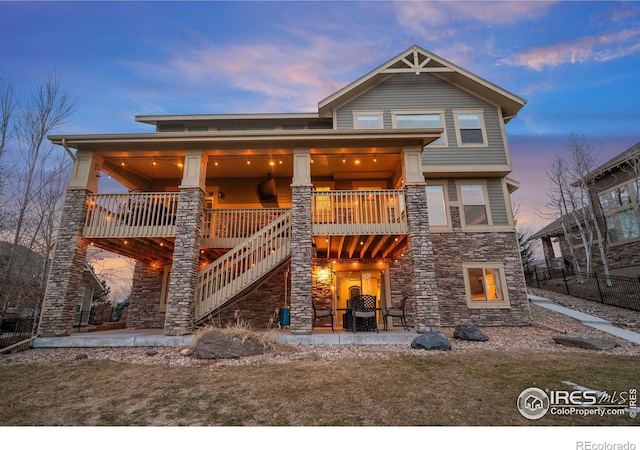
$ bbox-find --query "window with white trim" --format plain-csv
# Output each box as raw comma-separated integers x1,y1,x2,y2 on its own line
460,184,489,225
454,111,487,146
425,185,449,228
354,112,382,129
598,180,640,244
393,112,446,146
463,263,510,308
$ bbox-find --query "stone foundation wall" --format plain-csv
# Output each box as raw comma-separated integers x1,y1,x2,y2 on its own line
208,265,289,329
38,189,90,336
311,260,334,328
127,260,166,329
430,207,530,327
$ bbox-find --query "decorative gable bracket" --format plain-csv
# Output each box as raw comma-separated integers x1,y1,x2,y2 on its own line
382,49,455,75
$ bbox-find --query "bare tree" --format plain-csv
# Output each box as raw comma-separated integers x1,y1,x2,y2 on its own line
0,74,76,325
540,133,611,284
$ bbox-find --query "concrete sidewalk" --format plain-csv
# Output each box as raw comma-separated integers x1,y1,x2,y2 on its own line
528,294,640,345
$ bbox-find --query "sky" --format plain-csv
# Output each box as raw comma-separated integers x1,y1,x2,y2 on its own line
1,0,640,294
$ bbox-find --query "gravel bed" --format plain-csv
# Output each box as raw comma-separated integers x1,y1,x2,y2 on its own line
2,292,639,367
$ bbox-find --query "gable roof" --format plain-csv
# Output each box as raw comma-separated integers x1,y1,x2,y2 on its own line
318,45,527,121
583,141,640,183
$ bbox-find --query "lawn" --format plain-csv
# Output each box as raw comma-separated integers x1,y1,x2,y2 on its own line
0,350,637,426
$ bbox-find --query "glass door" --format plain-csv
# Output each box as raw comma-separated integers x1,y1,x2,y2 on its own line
335,269,385,329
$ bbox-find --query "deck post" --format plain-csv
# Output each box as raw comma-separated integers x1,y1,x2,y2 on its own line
164,151,207,336
289,148,313,334
38,151,102,336
401,146,441,331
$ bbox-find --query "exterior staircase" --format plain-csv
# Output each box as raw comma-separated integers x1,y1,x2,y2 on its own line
194,210,292,323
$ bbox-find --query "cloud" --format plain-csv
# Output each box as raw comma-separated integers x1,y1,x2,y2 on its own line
394,1,555,41
505,28,640,71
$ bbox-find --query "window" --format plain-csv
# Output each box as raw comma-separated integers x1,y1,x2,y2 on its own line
599,180,640,244
394,112,446,145
463,263,510,308
460,184,489,225
354,112,382,129
425,185,448,227
454,111,487,146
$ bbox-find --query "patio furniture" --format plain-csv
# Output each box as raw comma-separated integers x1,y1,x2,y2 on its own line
351,294,378,333
383,296,409,331
312,301,335,331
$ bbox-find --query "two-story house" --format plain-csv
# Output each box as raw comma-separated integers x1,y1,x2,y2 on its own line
38,45,530,338
532,141,640,276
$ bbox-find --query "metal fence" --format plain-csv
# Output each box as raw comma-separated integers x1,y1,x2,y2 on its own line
0,316,36,353
524,265,640,312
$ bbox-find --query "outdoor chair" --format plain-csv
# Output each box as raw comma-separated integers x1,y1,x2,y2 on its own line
351,294,378,333
383,296,409,331
312,301,335,331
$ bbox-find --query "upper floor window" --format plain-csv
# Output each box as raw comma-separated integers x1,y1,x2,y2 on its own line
354,112,382,129
599,180,640,244
460,183,489,226
393,112,446,146
453,111,487,146
425,185,449,228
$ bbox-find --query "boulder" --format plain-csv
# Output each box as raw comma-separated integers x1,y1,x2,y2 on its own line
552,334,618,350
411,331,451,351
195,329,270,360
454,323,489,342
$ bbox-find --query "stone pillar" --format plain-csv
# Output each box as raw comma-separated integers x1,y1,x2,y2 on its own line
164,150,206,336
542,236,556,269
38,151,102,337
402,146,441,331
289,148,313,334
127,260,166,329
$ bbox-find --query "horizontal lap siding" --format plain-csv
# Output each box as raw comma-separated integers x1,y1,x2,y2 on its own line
487,179,509,225
336,73,508,167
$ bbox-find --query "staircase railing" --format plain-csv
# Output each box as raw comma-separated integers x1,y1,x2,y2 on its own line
195,210,292,321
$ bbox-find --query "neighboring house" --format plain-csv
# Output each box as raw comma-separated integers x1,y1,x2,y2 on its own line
75,265,105,327
38,45,530,338
0,241,103,324
531,141,640,276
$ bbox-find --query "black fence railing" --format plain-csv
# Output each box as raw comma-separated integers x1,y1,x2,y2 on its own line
0,315,36,352
524,265,640,312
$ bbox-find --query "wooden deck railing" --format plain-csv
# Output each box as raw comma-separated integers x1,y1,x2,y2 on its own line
312,189,407,235
84,192,179,238
201,208,289,248
195,210,292,321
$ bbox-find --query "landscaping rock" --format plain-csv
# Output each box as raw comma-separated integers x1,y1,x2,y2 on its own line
552,334,618,350
411,331,451,351
180,348,194,357
146,349,158,356
195,329,270,360
454,323,489,342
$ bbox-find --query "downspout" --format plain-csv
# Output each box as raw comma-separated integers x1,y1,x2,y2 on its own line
61,138,76,161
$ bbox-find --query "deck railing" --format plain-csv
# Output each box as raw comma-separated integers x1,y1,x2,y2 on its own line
312,189,407,235
195,210,292,321
84,192,179,238
202,208,289,248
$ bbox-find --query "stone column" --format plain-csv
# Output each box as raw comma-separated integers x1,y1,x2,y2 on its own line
542,236,556,269
289,148,313,334
127,260,166,329
402,146,441,331
38,151,102,336
164,150,206,336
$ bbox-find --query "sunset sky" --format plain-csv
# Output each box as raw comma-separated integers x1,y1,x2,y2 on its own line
2,1,640,299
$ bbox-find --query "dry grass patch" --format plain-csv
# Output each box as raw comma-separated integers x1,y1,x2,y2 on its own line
0,350,637,426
